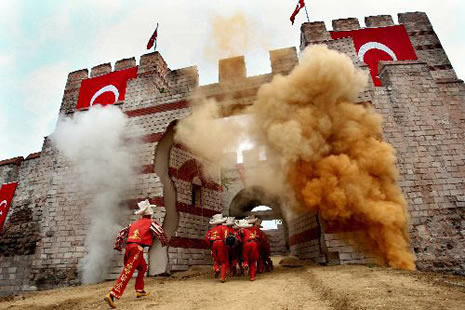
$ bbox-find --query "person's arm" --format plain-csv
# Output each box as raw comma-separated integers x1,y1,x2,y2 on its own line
150,220,169,247
114,225,130,251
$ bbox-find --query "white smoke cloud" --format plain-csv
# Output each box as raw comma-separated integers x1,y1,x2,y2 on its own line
51,105,137,284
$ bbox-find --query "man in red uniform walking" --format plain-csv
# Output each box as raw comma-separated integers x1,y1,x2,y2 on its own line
104,199,168,308
250,217,273,272
224,217,240,276
236,218,261,281
205,214,229,282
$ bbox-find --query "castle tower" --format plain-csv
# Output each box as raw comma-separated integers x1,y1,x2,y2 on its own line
0,11,464,297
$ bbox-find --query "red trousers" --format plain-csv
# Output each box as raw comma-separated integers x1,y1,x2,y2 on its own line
210,240,229,280
242,241,259,279
111,244,148,299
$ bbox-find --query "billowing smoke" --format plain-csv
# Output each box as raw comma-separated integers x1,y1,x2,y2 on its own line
174,98,245,179
51,105,137,283
176,10,414,269
204,11,269,60
176,44,415,270
252,45,415,270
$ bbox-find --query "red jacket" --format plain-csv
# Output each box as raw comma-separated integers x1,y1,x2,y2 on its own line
205,225,228,245
114,217,168,250
239,226,262,242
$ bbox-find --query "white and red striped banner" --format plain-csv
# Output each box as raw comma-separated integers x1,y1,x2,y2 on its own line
0,182,18,231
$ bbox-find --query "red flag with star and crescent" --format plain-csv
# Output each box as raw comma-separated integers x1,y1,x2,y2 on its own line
76,67,138,110
147,23,159,50
290,0,306,25
331,25,417,86
0,182,18,232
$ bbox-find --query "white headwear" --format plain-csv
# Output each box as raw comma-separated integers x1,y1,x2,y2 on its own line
235,219,253,228
135,199,155,216
246,215,259,224
209,214,227,225
224,217,235,226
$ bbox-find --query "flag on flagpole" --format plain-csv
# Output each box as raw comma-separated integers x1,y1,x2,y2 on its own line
290,0,306,25
147,23,159,51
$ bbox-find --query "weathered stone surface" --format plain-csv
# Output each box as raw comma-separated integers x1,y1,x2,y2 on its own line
1,11,464,297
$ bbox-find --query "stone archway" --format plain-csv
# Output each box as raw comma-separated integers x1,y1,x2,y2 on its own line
228,186,289,254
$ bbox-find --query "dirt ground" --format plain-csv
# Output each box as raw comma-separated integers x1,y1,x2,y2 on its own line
1,258,464,310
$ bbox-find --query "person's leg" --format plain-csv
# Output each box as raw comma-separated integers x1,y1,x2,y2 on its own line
242,242,250,273
258,253,264,273
135,254,148,296
211,243,220,277
249,242,259,281
217,243,229,282
105,244,144,307
237,244,244,275
230,247,238,276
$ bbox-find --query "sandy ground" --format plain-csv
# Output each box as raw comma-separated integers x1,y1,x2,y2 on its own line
1,258,464,310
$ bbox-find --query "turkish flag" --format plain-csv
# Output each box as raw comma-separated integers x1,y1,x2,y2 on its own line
147,24,158,50
290,0,305,25
0,182,18,232
76,66,138,110
331,25,417,86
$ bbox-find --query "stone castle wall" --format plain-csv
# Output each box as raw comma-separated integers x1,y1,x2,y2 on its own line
299,11,465,272
0,10,464,296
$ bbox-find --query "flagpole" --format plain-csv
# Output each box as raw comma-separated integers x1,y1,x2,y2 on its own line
154,23,159,52
304,3,310,22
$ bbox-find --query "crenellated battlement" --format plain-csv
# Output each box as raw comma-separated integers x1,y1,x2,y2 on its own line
65,52,170,87
1,10,465,297
217,47,298,84
365,15,394,28
300,11,458,82
332,17,361,31
301,11,434,39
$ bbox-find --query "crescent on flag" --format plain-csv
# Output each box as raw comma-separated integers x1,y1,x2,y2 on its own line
89,85,120,106
0,200,7,208
358,42,398,62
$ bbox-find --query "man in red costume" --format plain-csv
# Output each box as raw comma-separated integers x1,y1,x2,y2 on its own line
250,217,273,272
205,214,229,282
104,199,168,308
236,218,261,281
224,217,240,276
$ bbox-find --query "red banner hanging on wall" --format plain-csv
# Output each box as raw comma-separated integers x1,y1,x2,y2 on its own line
0,182,18,231
330,25,417,86
76,66,138,110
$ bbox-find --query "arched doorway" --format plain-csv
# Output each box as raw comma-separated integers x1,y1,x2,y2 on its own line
228,186,289,255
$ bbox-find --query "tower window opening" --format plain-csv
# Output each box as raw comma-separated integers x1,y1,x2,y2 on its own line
192,184,202,207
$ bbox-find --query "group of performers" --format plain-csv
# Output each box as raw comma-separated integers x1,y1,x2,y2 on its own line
104,200,273,308
205,214,273,282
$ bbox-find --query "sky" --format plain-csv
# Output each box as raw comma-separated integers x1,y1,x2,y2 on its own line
1,0,464,160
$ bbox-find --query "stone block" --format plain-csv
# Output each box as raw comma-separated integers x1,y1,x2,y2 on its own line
365,15,394,27
90,63,112,77
332,18,360,31
115,57,136,71
219,56,246,83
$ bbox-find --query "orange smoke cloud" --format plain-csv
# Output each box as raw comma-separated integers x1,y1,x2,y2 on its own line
252,45,415,270
204,11,268,60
